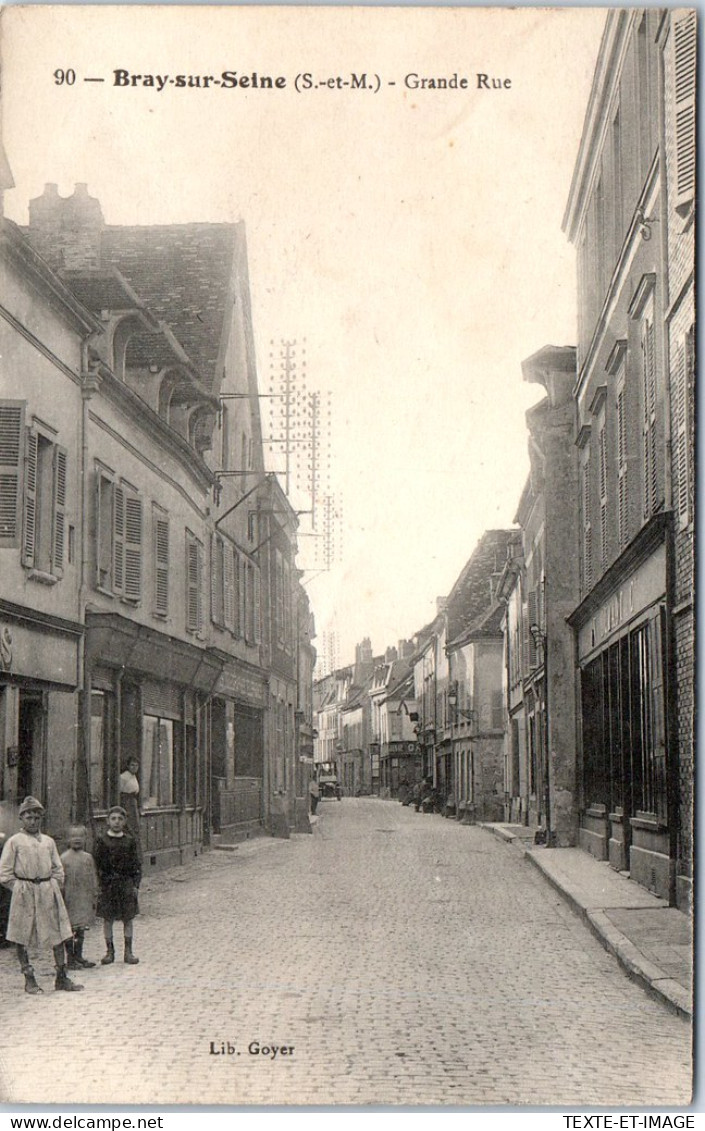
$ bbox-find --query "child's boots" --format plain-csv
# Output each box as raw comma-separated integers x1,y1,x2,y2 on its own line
55,965,84,992
124,940,139,965
101,940,115,965
22,963,43,995
69,931,96,970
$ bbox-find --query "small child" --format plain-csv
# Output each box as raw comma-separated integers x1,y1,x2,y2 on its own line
60,825,98,970
94,806,141,965
0,796,83,993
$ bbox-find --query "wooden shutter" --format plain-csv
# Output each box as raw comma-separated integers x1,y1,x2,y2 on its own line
21,428,38,568
210,534,224,626
51,444,67,576
527,589,538,668
253,565,261,644
617,392,627,548
223,542,236,632
238,553,247,638
582,457,592,591
113,485,125,594
154,514,169,615
0,401,24,546
186,534,200,633
674,11,696,211
124,493,142,600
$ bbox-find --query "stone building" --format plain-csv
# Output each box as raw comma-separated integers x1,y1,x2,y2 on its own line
659,9,695,910
0,169,93,839
0,175,312,863
563,8,693,903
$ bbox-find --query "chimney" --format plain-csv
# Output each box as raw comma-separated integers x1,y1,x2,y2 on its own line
436,596,448,614
384,646,398,663
28,182,104,270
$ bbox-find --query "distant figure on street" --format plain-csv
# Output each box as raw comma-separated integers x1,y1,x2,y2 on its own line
61,825,98,970
309,776,320,816
0,796,83,994
95,806,142,966
119,757,142,858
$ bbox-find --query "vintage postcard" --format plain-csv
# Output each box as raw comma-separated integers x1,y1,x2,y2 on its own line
0,3,694,1112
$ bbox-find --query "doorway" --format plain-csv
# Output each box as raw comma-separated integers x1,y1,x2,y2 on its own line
18,690,46,802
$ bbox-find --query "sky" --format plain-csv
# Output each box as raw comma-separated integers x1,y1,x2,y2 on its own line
1,5,606,671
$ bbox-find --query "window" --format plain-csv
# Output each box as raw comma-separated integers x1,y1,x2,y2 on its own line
617,386,628,549
673,11,696,213
582,454,593,592
153,507,169,617
0,400,24,546
211,534,237,633
185,531,204,634
599,423,608,571
641,298,658,519
142,714,174,808
673,327,694,527
0,404,67,577
95,471,142,599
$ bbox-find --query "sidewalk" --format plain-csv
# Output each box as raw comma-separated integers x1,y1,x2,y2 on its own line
481,822,692,1021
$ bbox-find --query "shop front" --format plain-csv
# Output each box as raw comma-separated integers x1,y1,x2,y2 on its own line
570,523,673,901
83,612,222,871
211,658,267,842
0,600,82,842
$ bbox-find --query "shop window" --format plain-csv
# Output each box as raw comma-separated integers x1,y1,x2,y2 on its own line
142,714,174,808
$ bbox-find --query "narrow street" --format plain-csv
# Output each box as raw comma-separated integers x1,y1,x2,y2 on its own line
0,799,691,1108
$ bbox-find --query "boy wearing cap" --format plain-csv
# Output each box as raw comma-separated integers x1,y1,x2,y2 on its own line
0,796,84,993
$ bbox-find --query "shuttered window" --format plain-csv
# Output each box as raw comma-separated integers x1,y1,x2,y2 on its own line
211,533,224,627
0,401,24,547
641,308,658,520
582,455,593,592
185,531,203,634
617,389,628,549
223,542,236,632
673,11,696,212
154,510,170,616
18,423,67,577
123,493,142,600
599,424,608,571
253,564,261,644
674,327,694,526
238,552,247,638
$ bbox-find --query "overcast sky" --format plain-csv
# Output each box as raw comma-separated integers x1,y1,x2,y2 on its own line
2,5,606,670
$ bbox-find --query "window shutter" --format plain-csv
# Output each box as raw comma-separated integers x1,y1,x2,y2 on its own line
51,444,67,576
154,515,169,615
253,565,261,644
124,494,142,600
238,553,247,638
186,535,200,633
617,392,628,549
210,534,224,626
22,428,38,568
0,401,24,546
674,11,696,211
582,457,592,591
223,542,236,632
527,589,538,668
113,485,125,593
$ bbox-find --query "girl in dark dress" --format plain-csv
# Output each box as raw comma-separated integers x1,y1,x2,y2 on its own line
95,806,141,966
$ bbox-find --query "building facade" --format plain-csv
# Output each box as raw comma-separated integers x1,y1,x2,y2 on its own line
563,8,693,902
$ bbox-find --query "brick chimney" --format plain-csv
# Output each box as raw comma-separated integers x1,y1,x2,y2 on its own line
28,182,104,270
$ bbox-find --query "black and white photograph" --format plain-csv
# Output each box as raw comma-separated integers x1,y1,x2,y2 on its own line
0,3,695,1111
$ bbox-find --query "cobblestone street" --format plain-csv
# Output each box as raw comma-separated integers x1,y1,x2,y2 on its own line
0,800,692,1107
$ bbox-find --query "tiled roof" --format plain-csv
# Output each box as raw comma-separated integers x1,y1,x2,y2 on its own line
100,224,237,391
446,529,515,642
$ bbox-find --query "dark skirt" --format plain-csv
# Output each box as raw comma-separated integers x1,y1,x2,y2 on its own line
97,878,139,922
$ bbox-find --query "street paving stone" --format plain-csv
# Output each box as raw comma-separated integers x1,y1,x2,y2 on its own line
0,799,692,1107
